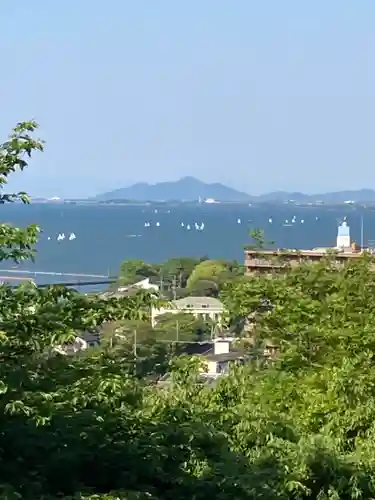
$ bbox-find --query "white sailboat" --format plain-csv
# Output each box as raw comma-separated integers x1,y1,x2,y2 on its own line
69,232,76,241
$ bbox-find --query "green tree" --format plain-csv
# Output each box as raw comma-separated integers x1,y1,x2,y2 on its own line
188,278,220,297
0,121,43,262
186,259,244,294
118,259,160,285
0,122,161,498
246,227,275,251
187,259,228,288
155,312,213,342
160,256,201,288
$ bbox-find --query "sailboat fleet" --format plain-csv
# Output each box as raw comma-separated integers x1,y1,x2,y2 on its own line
144,221,205,231
137,197,319,232
47,210,319,242
47,211,322,243
56,232,76,242
141,214,317,231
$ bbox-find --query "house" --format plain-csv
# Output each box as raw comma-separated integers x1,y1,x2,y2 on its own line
117,277,159,293
100,277,159,299
151,296,224,327
201,336,245,378
156,336,245,388
53,331,100,356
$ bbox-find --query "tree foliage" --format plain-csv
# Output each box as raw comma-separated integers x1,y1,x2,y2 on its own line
119,259,159,285
186,259,243,290
118,257,206,292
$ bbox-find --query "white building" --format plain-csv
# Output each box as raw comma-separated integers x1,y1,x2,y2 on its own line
151,296,224,327
336,221,351,249
202,336,244,378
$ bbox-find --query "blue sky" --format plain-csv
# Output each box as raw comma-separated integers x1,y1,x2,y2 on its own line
2,1,375,197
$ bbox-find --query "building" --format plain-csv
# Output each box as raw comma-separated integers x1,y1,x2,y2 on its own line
201,336,244,378
100,277,159,299
52,331,100,356
151,296,224,327
245,222,372,274
117,277,159,293
157,336,245,387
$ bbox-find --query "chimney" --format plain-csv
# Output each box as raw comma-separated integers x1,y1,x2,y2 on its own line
214,338,230,355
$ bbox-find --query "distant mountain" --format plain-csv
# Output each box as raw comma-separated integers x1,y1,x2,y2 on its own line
255,189,375,203
95,177,251,202
95,178,375,203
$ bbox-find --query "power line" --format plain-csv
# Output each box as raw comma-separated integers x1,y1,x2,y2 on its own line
38,279,118,288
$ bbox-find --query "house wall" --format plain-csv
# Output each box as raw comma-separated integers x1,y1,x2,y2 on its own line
206,360,218,375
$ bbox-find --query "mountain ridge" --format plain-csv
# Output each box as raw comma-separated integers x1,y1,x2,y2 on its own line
95,178,375,203
95,176,251,202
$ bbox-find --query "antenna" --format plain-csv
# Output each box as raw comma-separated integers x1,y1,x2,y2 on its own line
361,214,364,249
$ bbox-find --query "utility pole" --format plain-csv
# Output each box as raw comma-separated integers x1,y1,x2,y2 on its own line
172,275,177,300
133,329,137,376
178,266,183,289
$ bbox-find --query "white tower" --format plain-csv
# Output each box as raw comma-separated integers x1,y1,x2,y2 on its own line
336,221,350,249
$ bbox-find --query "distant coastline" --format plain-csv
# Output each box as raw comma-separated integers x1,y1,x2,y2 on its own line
33,176,375,205
31,198,375,210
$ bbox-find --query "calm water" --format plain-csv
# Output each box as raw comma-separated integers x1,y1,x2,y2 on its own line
0,203,372,287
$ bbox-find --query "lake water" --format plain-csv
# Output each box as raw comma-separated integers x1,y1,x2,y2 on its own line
0,203,372,288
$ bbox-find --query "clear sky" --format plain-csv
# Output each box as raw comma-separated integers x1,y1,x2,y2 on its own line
2,1,375,197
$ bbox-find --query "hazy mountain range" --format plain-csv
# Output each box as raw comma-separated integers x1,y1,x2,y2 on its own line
95,177,375,203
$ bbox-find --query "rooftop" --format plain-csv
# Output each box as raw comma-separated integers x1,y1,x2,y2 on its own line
245,247,370,258
99,287,140,299
171,296,224,310
203,350,244,363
